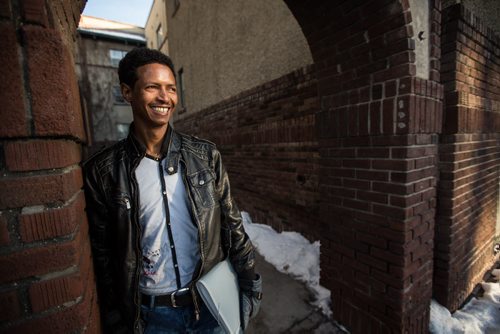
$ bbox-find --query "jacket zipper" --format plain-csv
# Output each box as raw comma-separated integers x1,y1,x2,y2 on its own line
123,198,131,210
131,156,143,332
180,157,204,321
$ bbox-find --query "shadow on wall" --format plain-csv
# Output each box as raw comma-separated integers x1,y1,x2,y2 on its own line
434,2,500,311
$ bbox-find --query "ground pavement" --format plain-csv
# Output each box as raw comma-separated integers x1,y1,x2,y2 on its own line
246,253,346,334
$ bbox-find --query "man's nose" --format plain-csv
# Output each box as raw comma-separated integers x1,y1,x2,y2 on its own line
157,87,168,101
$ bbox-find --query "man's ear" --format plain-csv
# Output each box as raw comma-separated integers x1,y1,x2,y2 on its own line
121,83,132,103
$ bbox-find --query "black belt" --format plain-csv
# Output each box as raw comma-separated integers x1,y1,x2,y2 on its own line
141,288,193,308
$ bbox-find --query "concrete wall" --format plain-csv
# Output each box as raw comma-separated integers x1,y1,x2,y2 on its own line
145,0,169,53
408,0,430,79
165,0,313,116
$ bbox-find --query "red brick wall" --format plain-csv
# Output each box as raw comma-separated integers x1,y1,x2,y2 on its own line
296,1,442,333
176,1,444,332
7,0,489,332
435,3,500,311
290,1,442,332
175,66,320,238
0,1,100,333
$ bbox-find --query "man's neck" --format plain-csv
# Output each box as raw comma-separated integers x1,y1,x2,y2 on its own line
133,124,169,157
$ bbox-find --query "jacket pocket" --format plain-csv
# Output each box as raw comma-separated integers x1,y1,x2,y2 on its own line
187,169,217,208
112,193,132,226
112,193,132,210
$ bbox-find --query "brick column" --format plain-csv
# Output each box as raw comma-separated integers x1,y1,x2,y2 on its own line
435,3,500,311
0,1,100,332
285,1,443,332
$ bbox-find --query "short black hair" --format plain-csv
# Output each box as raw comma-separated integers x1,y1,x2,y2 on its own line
118,47,176,88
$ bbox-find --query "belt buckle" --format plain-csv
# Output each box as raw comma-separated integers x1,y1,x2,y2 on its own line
170,287,190,308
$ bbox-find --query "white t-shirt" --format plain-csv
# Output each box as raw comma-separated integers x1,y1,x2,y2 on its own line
135,156,200,295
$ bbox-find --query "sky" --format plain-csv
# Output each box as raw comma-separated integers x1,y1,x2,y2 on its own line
241,212,500,333
82,0,154,27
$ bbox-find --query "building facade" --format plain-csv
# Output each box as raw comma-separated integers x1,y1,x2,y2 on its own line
145,0,169,54
76,16,145,149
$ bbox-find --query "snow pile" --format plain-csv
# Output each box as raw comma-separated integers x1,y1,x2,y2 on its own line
241,212,332,317
240,211,500,333
429,269,500,333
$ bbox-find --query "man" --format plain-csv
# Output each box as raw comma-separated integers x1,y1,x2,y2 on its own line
83,47,262,333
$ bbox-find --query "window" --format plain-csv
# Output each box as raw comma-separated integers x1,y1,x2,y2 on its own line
178,68,185,109
112,85,126,105
109,49,127,67
171,0,180,17
156,24,163,48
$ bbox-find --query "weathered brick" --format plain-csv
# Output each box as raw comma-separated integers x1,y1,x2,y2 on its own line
382,98,395,133
0,290,22,322
19,191,85,242
372,181,413,195
0,23,28,137
0,213,9,246
23,26,85,140
21,0,49,26
372,159,413,171
357,252,387,272
5,139,81,172
0,167,82,209
372,247,408,267
357,231,387,249
356,170,389,181
29,270,85,313
390,193,422,207
369,101,382,135
8,276,95,334
0,221,86,283
356,190,388,204
0,0,12,19
373,204,412,219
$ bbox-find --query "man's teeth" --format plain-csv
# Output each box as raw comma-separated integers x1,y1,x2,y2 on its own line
152,107,170,114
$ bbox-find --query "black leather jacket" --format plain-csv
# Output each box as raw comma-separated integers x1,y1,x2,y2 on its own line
83,127,255,333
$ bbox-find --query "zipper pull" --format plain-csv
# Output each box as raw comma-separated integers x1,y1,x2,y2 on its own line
195,307,200,321
192,287,201,321
124,198,131,210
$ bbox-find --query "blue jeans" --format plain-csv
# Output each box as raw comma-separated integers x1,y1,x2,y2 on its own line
140,301,224,334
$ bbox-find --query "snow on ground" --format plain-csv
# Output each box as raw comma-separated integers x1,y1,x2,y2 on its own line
241,212,332,317
242,212,500,333
430,269,500,334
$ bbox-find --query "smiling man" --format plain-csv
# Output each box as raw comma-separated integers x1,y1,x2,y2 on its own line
83,48,262,333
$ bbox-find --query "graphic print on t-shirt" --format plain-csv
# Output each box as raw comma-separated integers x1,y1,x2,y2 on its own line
142,243,168,281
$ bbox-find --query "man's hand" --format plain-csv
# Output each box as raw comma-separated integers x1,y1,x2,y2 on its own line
239,274,263,331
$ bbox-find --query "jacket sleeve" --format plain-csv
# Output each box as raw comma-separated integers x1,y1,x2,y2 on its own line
83,163,128,332
213,149,256,280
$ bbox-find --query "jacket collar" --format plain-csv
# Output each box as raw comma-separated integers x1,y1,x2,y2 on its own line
126,123,181,174
126,123,172,156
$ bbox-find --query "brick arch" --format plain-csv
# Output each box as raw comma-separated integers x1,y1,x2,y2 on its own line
174,1,445,332
282,1,444,332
